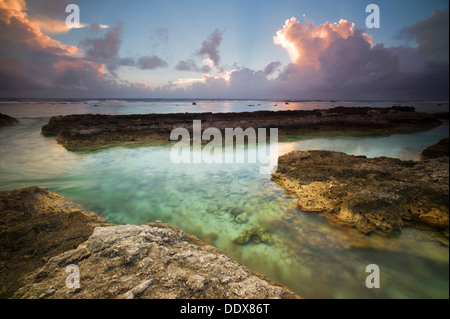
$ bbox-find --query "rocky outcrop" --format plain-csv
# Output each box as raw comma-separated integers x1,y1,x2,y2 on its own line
420,138,449,161
271,151,449,241
41,106,442,151
0,187,110,299
13,223,299,299
0,113,18,126
0,187,299,299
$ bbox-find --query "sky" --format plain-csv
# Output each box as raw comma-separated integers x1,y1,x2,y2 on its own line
0,0,448,100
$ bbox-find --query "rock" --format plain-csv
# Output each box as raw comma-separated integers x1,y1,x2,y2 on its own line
13,223,299,299
233,226,274,246
0,187,110,299
1,187,299,299
418,208,449,229
420,138,449,161
272,151,449,240
233,212,249,224
0,113,19,126
390,106,416,112
433,112,449,120
41,107,442,151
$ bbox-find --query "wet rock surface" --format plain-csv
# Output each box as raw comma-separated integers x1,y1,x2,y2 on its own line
1,187,299,299
0,113,18,126
41,106,442,150
420,138,449,161
272,150,449,241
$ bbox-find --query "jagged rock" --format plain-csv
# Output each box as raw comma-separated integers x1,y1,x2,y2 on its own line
41,107,442,151
13,223,298,299
0,187,110,299
420,138,449,161
1,187,299,299
272,150,449,240
0,113,18,126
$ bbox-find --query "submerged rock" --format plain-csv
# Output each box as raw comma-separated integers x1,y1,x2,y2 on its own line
272,150,449,241
1,187,298,299
233,212,249,224
234,226,274,246
0,113,19,126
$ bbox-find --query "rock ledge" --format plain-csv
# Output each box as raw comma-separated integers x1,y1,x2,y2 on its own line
272,150,449,241
0,187,299,299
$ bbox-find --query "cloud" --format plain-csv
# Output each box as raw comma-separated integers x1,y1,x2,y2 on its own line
137,55,168,70
24,0,72,20
175,11,448,100
171,68,273,99
80,24,168,73
176,28,224,74
28,15,71,34
175,59,211,73
0,0,152,97
79,23,124,74
269,12,448,100
264,61,282,75
171,78,203,85
317,32,398,89
1,1,448,100
0,0,78,54
388,47,427,73
25,0,108,34
397,9,449,66
196,28,223,67
151,27,169,44
274,17,372,69
88,22,110,32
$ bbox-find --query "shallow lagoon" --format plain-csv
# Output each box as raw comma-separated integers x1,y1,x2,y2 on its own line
0,101,448,298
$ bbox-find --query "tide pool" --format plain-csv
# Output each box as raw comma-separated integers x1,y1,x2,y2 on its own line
0,106,448,299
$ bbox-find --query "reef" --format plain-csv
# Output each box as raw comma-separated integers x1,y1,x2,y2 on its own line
41,106,442,151
271,148,449,242
0,187,299,299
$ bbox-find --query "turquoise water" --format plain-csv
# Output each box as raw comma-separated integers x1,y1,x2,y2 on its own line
0,101,448,299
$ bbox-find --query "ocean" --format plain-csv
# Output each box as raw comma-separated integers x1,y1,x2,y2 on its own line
0,99,448,298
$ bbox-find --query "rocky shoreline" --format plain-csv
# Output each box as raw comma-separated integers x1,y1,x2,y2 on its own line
0,113,18,126
0,187,299,299
2,107,448,299
41,106,444,150
420,138,449,161
271,142,449,242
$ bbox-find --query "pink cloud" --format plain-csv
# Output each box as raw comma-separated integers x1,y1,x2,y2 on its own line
0,0,155,97
178,12,448,100
0,0,79,55
274,17,371,69
0,1,447,100
270,13,448,100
